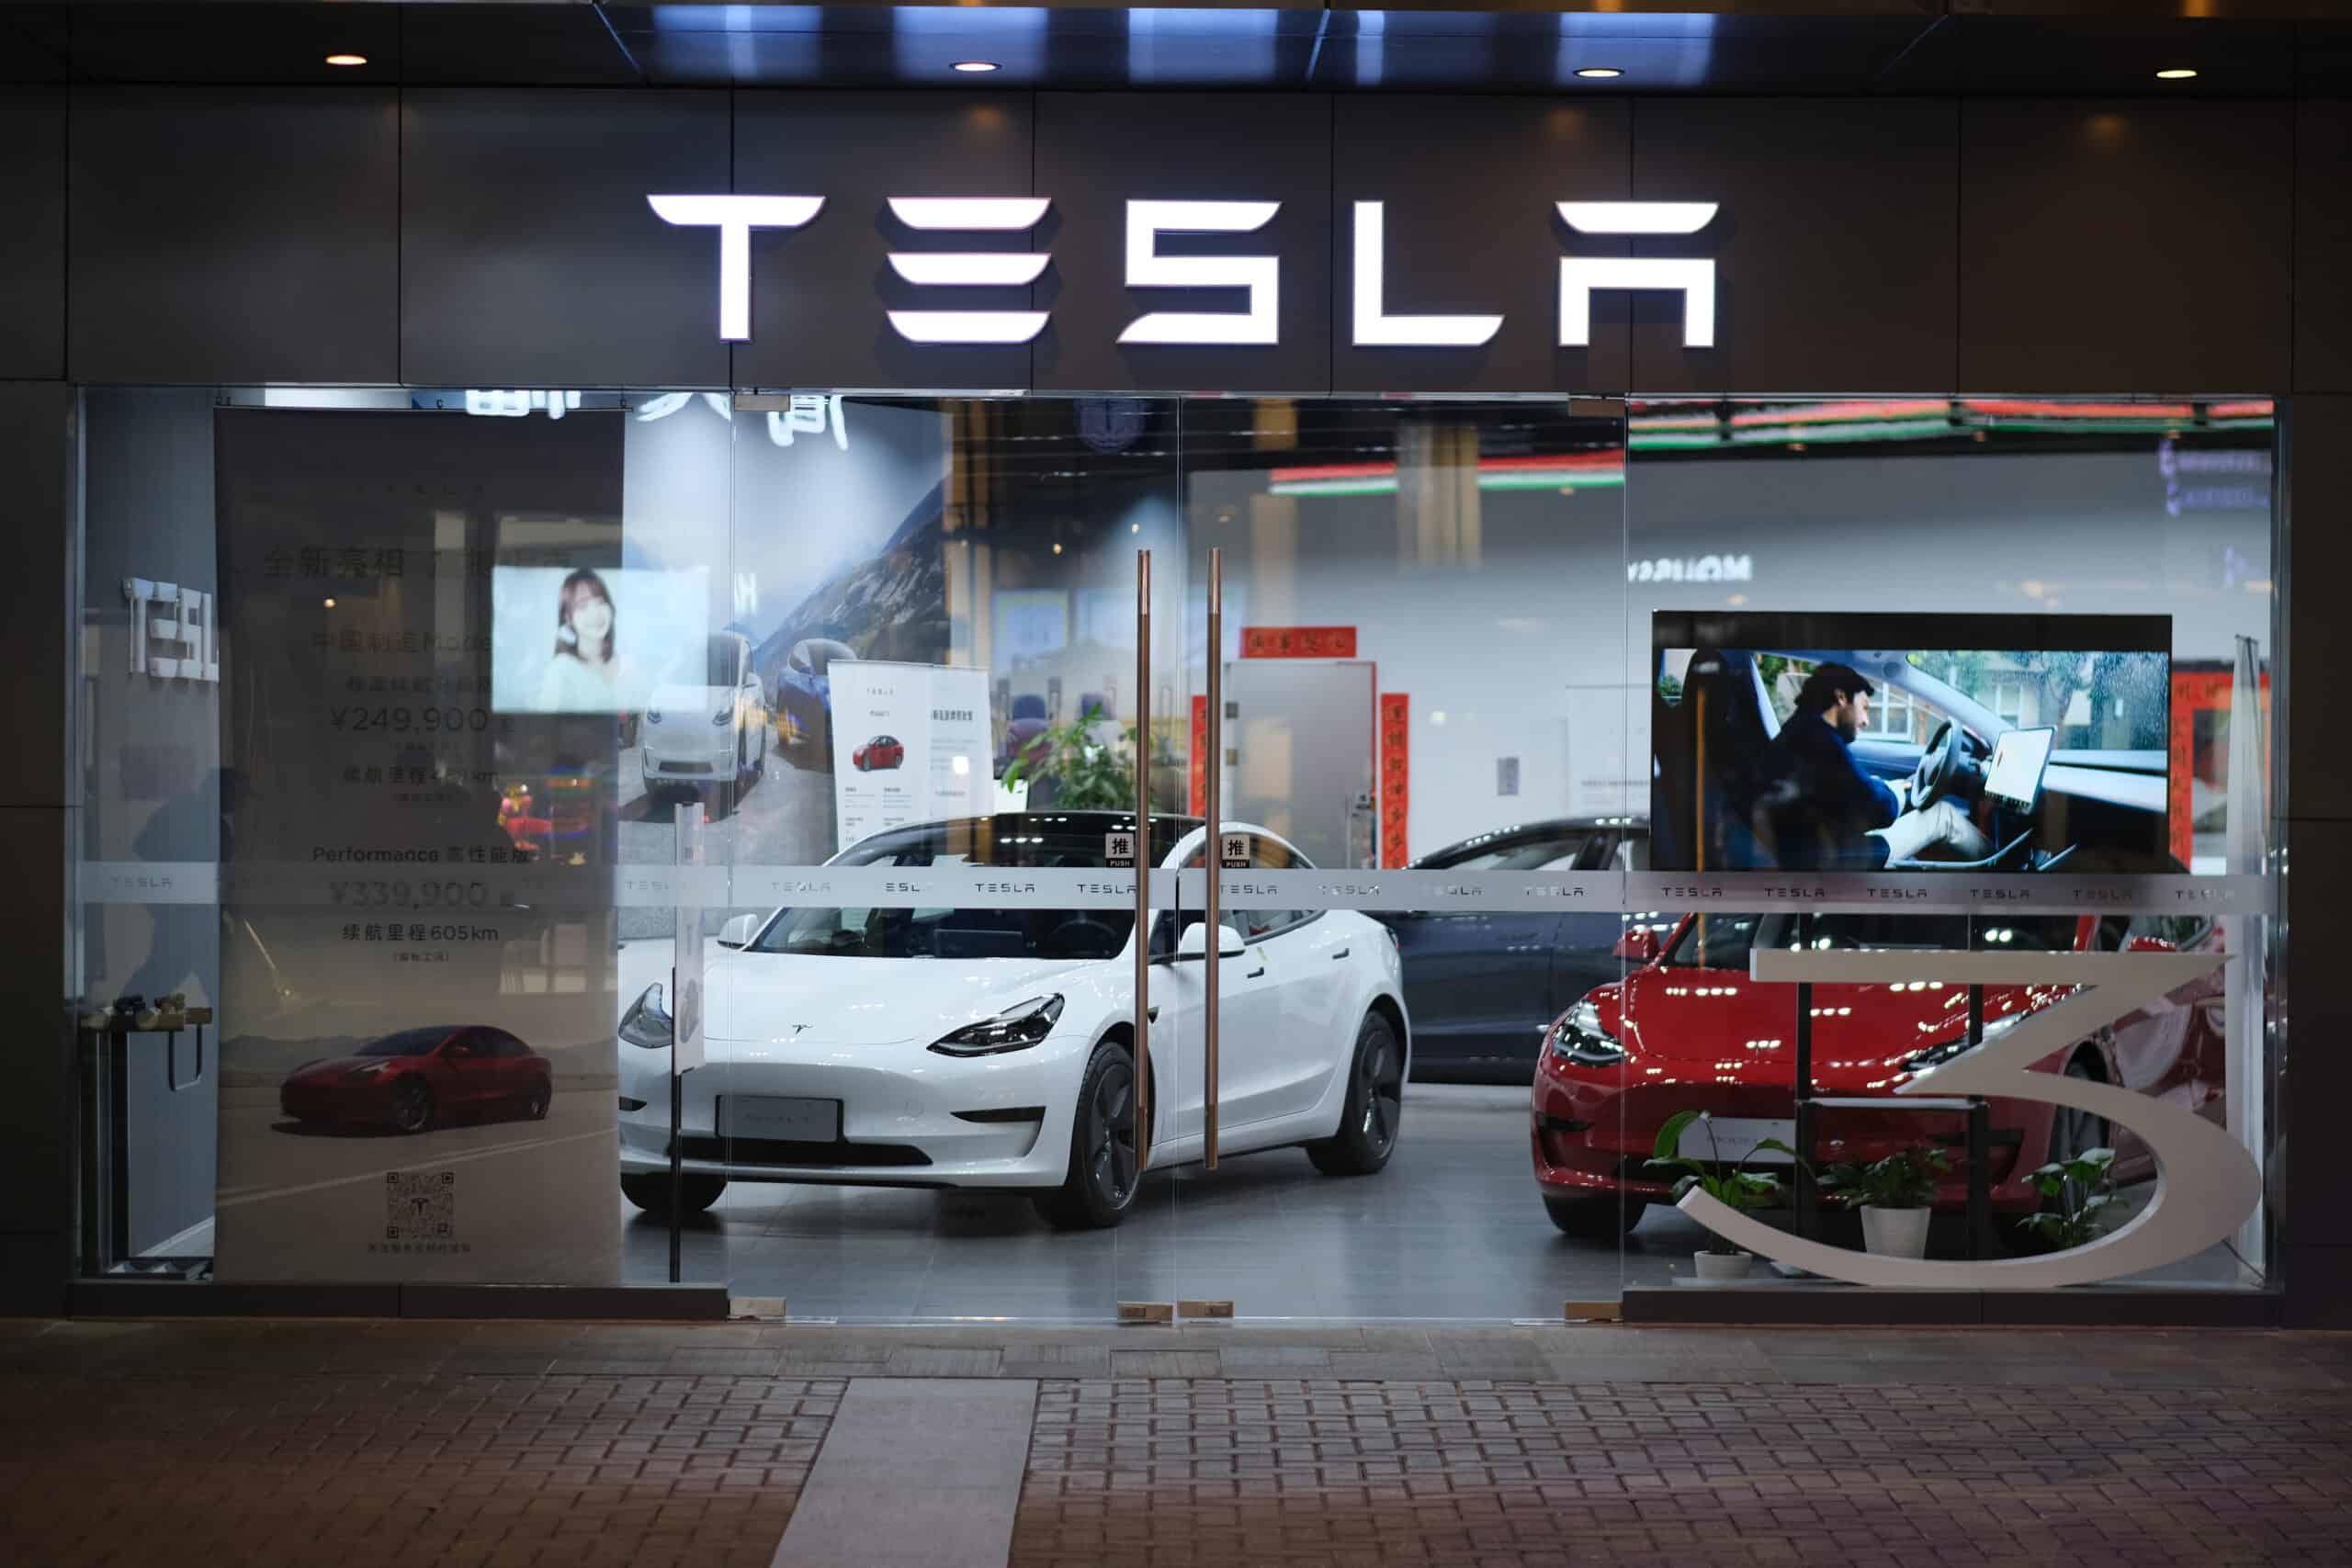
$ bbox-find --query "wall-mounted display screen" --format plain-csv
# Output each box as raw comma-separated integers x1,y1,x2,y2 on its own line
1650,611,2172,874
490,565,711,714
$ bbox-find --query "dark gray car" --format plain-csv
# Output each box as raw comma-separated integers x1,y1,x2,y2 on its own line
1374,818,1646,1083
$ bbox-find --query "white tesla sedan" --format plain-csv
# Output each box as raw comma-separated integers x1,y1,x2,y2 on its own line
615,812,1409,1227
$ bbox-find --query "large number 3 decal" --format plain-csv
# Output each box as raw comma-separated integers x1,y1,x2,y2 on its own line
1673,948,2261,1288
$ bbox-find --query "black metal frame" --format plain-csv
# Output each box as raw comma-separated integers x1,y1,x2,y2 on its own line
1790,980,2000,1260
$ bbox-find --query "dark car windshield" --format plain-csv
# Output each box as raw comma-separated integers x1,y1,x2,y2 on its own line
1668,911,2082,968
356,1025,456,1057
751,815,1198,963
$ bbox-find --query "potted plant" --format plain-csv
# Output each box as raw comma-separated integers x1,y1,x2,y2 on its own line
1003,704,1136,810
2016,1146,2120,1252
1647,1109,1803,1280
1822,1145,1952,1259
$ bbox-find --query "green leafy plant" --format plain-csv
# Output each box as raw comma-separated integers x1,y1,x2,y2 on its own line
1646,1108,1804,1256
1003,704,1136,811
2015,1146,2119,1251
1821,1145,1953,1210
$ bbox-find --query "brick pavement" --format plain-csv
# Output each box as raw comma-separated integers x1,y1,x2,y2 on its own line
1015,1377,2352,1568
0,1325,839,1568
5,1321,2349,1567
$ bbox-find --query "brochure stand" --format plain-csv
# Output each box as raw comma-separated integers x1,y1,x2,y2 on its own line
75,1001,212,1277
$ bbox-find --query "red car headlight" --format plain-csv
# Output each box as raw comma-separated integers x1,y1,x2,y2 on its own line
1547,999,1626,1067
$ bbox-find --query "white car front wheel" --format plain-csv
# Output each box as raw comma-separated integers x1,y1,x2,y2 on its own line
1034,1041,1141,1229
1307,1010,1405,1177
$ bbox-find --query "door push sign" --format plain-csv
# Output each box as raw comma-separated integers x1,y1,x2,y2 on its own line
650,195,1719,349
123,578,220,682
1220,833,1251,870
1104,830,1138,869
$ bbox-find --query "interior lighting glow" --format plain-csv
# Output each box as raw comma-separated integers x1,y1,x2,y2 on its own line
2155,68,2198,80
952,61,1001,73
1574,67,1622,79
324,53,368,67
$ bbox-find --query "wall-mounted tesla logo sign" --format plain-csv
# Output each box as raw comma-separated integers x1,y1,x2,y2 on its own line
649,194,1719,349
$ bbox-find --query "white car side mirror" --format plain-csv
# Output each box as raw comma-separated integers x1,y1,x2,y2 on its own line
717,913,760,950
1176,921,1247,959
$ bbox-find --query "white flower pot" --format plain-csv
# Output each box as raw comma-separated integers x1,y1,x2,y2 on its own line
1860,1205,1932,1259
1692,1250,1754,1280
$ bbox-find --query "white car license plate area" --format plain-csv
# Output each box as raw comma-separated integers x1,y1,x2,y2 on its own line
1678,1116,1797,1165
720,1096,842,1143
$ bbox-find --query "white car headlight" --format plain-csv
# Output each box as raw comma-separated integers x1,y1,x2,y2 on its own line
929,995,1064,1057
1548,998,1626,1067
619,982,673,1050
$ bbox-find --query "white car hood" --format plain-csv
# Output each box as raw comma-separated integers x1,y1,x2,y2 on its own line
650,682,735,723
697,951,1100,1048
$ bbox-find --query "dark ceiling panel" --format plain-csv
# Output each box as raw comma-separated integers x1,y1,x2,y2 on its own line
7,4,2345,96
399,5,640,86
0,6,69,85
63,3,402,85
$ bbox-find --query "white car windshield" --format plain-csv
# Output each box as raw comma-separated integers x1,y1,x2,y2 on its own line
751,815,1195,963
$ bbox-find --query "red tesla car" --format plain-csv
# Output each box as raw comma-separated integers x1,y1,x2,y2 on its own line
1531,909,2225,1239
854,734,905,772
280,1024,551,1134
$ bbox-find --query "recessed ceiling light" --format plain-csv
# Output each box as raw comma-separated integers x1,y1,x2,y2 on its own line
324,53,368,67
2156,67,2198,80
1575,67,1623,80
951,61,1000,73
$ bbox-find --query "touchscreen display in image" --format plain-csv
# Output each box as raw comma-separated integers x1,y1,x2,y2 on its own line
1650,611,2172,874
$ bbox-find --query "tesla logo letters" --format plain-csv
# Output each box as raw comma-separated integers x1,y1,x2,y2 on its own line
123,577,220,682
649,195,1720,348
1679,947,2263,1289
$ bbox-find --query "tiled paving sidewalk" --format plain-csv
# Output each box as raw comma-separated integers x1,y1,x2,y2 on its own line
4,1320,2350,1567
1016,1377,2352,1567
0,1325,840,1568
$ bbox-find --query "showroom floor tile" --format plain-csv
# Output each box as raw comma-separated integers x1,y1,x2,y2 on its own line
616,1084,2248,1320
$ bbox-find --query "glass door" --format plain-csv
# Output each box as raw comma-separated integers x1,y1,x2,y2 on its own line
684,394,1188,1320
1170,397,1635,1320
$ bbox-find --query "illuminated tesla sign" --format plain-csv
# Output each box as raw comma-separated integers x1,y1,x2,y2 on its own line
649,194,1720,349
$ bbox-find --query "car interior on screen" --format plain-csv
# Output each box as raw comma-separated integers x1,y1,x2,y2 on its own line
1652,615,2175,875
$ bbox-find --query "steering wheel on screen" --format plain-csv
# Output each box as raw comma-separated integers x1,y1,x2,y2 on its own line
1047,916,1124,960
1908,719,1969,810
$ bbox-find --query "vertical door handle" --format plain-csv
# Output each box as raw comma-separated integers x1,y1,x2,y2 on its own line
1134,548,1152,1170
1204,545,1223,1170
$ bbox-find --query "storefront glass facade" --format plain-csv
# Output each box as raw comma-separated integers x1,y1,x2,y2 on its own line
69,386,2282,1317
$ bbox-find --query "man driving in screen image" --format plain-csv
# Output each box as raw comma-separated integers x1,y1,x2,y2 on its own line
1755,662,1988,870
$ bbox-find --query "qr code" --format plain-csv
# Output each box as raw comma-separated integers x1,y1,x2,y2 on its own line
386,1170,456,1240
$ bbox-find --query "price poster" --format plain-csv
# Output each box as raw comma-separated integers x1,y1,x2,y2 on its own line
209,410,622,1284
828,660,996,851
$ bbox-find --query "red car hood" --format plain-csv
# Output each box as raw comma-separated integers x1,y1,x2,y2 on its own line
1604,970,2080,1089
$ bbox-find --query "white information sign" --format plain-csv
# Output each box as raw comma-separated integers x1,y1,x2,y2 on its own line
829,660,994,850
